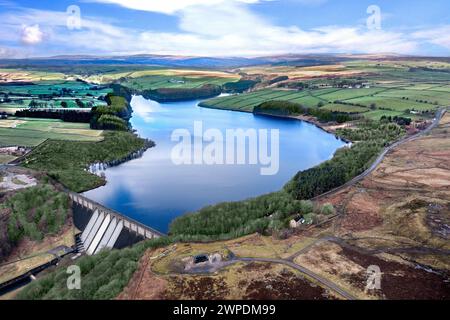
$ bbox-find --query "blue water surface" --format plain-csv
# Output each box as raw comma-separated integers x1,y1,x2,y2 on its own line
84,95,346,233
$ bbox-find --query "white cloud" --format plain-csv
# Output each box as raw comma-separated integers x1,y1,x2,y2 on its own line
0,3,448,57
87,0,266,15
412,26,450,50
291,0,328,6
0,46,18,58
21,24,44,44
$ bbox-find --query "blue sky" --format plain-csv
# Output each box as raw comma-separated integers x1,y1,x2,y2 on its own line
0,0,449,58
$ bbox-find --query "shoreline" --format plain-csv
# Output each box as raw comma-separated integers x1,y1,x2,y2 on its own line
17,97,352,198
255,112,352,144
198,102,353,144
78,97,353,227
80,136,155,193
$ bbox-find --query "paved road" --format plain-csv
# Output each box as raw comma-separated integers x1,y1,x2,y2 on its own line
312,108,447,201
235,256,357,300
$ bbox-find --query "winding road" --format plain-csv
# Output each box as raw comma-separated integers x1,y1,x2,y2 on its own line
235,255,357,300
312,107,447,201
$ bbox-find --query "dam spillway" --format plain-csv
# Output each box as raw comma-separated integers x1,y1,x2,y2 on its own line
70,192,164,255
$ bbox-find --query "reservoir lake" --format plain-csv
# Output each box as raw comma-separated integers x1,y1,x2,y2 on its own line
84,95,346,233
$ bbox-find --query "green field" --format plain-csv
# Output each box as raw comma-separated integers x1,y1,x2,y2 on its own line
0,80,111,96
1,98,107,110
321,103,370,113
121,75,237,91
343,96,435,112
76,68,240,90
0,105,25,114
374,88,450,105
2,61,449,127
0,68,66,81
317,87,388,101
23,131,147,192
201,82,446,118
0,80,112,111
362,110,405,120
0,118,103,147
201,89,325,112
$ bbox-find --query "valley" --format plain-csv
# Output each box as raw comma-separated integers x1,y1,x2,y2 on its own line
0,54,449,301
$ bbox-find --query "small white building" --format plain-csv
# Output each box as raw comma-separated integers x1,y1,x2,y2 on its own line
169,79,185,84
289,215,305,228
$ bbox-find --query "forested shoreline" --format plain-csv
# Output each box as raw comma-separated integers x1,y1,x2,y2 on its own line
169,119,405,240
254,100,353,123
141,84,222,102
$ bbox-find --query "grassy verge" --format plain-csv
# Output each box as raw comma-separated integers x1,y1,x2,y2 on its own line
21,131,148,192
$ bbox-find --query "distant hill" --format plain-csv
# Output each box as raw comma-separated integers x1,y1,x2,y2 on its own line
0,53,448,70
0,54,267,69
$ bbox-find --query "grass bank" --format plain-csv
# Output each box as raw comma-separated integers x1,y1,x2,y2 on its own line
21,131,151,192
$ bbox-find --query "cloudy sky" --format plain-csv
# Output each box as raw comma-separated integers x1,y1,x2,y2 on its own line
0,0,449,58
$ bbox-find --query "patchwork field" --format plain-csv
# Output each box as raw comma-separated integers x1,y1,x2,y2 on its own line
201,89,325,111
121,75,236,91
0,69,66,82
240,64,364,80
362,110,405,120
201,83,446,118
82,68,239,90
0,80,112,111
0,118,103,147
0,80,110,96
321,103,370,113
2,98,106,109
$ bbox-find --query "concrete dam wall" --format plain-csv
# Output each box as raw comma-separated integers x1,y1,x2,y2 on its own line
70,193,164,255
